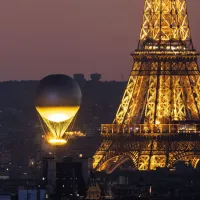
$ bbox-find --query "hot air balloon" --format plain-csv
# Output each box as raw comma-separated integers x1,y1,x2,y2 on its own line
35,74,82,146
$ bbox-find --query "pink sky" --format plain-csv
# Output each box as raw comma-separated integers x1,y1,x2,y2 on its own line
0,0,199,81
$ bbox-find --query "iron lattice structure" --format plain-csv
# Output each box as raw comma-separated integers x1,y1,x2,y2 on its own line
93,0,200,173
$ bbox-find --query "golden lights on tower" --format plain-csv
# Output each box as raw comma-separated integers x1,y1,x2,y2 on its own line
93,0,200,173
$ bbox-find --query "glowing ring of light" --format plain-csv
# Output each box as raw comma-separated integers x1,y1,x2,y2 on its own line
48,138,67,145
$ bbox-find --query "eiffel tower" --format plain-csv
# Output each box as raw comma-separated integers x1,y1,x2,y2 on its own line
93,0,200,173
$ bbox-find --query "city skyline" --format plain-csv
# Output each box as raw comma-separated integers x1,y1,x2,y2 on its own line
0,0,200,81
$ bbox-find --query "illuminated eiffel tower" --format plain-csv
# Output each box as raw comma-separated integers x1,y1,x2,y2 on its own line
93,0,200,173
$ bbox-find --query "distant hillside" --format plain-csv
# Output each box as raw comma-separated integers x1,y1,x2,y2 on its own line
0,80,127,131
0,81,38,109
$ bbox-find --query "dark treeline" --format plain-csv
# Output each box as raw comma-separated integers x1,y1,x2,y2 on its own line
0,80,126,131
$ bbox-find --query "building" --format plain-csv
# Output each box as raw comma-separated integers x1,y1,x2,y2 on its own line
42,156,56,189
56,157,88,198
73,74,86,86
0,194,11,200
18,188,46,200
90,74,101,82
85,171,101,200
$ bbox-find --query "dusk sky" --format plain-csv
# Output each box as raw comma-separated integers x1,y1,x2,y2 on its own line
0,0,200,81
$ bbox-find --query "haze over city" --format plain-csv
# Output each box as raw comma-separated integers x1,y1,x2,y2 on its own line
0,0,199,81
1,1,200,199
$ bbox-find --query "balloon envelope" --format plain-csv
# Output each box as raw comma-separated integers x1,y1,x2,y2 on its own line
35,74,82,145
36,107,80,123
